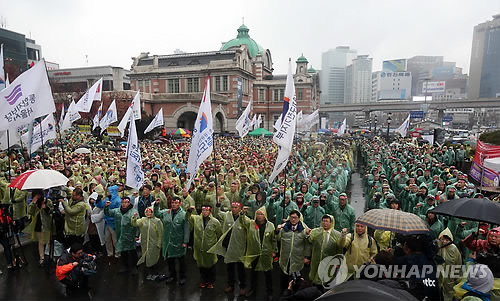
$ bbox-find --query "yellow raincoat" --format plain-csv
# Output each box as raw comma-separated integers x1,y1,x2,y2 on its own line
277,212,311,275
437,228,462,301
343,226,378,274
131,214,163,267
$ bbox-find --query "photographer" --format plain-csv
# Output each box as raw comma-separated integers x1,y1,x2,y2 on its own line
25,189,53,266
56,242,96,296
58,188,87,247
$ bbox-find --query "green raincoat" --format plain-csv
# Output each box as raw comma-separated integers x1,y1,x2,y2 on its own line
104,205,138,252
154,205,190,259
277,217,311,275
131,214,163,267
61,198,87,236
187,210,222,268
308,221,343,284
239,207,277,271
208,208,247,263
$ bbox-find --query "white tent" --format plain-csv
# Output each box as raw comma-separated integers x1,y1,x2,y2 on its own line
484,157,500,172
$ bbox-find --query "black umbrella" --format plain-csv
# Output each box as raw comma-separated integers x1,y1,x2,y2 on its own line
110,147,124,152
316,280,418,301
430,198,500,225
96,145,109,149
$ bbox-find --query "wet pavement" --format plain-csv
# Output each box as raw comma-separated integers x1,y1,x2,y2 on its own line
0,172,367,301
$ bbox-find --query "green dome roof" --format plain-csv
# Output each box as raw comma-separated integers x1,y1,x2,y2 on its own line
308,65,317,73
296,54,308,63
220,24,265,57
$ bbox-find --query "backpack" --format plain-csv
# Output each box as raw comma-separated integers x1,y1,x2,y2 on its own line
345,233,380,254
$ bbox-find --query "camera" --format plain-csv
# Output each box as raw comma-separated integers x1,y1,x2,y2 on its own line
79,254,97,276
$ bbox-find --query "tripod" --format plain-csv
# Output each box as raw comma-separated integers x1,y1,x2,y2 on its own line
0,204,27,269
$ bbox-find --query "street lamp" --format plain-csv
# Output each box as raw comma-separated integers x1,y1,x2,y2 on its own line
387,112,392,141
368,118,372,131
374,116,378,135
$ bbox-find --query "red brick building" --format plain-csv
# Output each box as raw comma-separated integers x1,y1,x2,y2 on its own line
128,24,320,133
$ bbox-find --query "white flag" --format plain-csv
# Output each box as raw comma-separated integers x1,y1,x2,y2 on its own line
125,115,144,190
61,100,81,134
235,99,253,138
0,59,56,131
144,108,164,134
58,104,65,126
21,114,57,153
117,91,141,137
396,114,410,137
256,114,262,129
74,78,102,113
186,77,214,189
250,114,257,130
0,44,5,91
99,100,118,133
273,114,282,131
0,129,22,150
298,109,319,132
269,60,297,183
337,118,347,136
92,103,103,131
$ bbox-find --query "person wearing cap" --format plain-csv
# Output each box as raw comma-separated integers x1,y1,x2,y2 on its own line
186,204,222,289
151,182,168,210
417,168,433,187
238,174,251,199
329,193,355,234
209,200,248,296
132,206,163,281
308,214,343,285
301,197,325,229
437,228,462,301
273,191,299,228
240,206,277,300
104,197,138,274
275,210,311,296
225,182,242,206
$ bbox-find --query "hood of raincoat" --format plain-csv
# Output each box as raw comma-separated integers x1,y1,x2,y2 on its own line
438,227,453,242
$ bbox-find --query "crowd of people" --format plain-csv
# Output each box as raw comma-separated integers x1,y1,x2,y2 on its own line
0,127,499,301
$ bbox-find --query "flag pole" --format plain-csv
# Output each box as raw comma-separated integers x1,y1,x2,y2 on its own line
39,118,45,163
6,130,11,180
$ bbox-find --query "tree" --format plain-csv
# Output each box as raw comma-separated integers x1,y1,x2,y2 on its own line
479,130,500,146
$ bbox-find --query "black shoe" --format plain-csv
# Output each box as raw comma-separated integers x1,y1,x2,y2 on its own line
166,277,176,284
156,274,168,282
179,278,186,285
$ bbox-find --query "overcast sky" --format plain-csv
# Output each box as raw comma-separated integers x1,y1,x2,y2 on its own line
2,0,499,74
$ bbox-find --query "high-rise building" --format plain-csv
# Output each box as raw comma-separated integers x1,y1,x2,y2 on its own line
320,46,357,105
0,27,42,80
345,55,372,104
371,71,412,101
469,14,500,99
406,55,443,96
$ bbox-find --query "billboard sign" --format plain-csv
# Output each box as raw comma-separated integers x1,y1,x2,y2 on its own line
422,81,446,93
442,115,453,122
382,59,407,72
